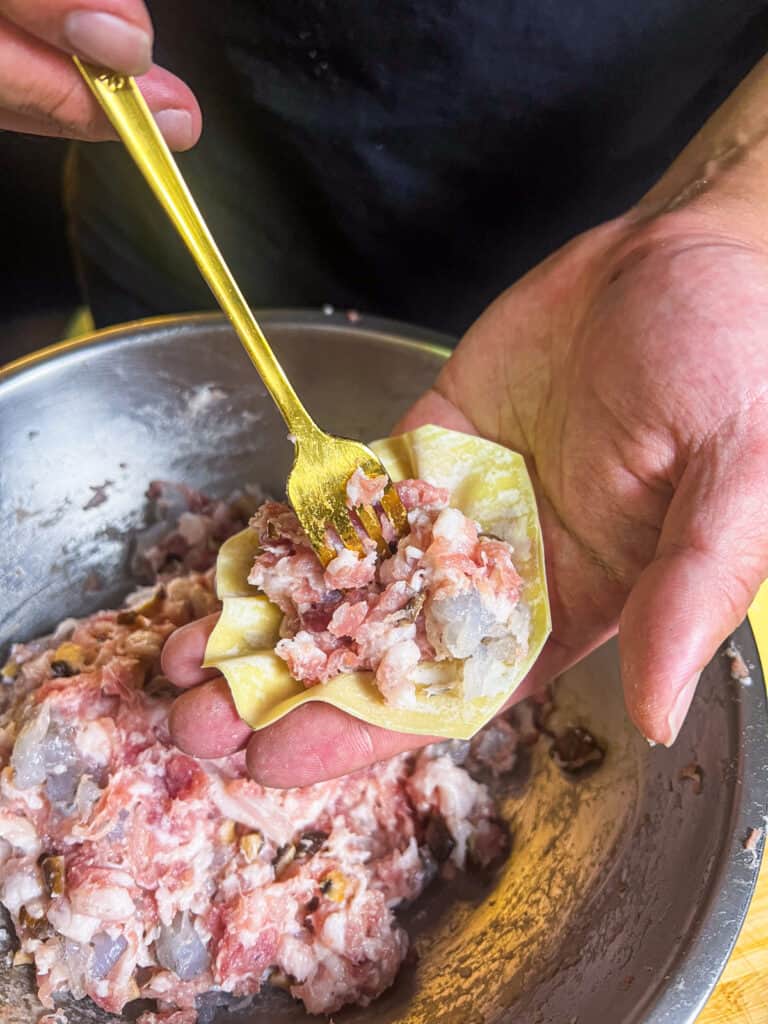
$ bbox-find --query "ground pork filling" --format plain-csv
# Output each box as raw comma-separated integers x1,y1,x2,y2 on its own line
0,486,510,1023
248,471,531,707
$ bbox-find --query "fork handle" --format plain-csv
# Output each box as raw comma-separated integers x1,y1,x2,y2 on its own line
74,57,317,440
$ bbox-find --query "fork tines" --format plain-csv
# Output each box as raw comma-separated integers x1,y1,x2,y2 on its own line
329,480,408,565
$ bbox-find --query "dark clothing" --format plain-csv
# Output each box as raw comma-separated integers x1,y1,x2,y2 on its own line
69,0,768,336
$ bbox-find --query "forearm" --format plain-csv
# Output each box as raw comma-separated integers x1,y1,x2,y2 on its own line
636,54,768,241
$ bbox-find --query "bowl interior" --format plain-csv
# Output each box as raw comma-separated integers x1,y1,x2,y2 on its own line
1,312,766,1024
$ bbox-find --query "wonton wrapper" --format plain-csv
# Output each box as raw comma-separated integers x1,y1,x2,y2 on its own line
204,425,550,739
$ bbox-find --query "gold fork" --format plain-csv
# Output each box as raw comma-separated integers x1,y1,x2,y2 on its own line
74,58,408,565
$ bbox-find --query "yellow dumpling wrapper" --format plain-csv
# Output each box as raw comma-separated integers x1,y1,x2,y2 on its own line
204,424,550,739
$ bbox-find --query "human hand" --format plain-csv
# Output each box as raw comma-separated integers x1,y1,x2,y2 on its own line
399,209,768,748
164,197,768,783
0,0,200,148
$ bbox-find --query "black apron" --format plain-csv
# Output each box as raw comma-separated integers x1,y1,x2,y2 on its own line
69,0,768,336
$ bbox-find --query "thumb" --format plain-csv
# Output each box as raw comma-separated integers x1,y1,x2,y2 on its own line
620,416,768,746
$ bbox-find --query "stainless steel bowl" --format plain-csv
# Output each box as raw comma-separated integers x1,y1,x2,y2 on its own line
1,311,766,1024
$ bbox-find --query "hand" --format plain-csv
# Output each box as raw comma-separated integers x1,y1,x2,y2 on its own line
0,0,200,148
164,199,768,784
165,56,768,786
401,210,768,748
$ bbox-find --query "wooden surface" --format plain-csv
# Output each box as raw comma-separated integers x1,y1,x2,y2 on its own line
698,861,768,1023
697,581,768,1023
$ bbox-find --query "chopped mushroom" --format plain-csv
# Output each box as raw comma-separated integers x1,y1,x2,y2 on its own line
272,843,296,876
549,727,605,775
41,856,66,898
296,830,328,859
239,831,264,862
320,870,347,902
679,763,703,794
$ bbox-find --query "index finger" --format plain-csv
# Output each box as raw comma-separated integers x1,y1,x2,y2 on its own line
161,613,221,688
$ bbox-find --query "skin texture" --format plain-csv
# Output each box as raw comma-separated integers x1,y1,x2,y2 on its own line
0,0,200,148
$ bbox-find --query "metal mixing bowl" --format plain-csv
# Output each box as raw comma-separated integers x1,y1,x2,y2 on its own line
1,311,766,1024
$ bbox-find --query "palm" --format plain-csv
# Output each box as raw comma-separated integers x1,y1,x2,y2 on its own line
409,212,768,724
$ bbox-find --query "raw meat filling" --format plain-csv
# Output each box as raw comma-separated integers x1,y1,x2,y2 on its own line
248,471,531,707
0,487,510,1023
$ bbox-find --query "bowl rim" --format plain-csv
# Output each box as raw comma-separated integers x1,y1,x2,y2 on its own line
649,617,768,1024
0,308,454,383
1,309,765,1024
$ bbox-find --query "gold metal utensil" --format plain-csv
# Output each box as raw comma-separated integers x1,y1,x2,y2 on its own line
74,58,407,564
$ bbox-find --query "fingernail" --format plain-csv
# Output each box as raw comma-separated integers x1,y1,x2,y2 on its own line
64,11,153,76
154,109,194,150
663,671,700,747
